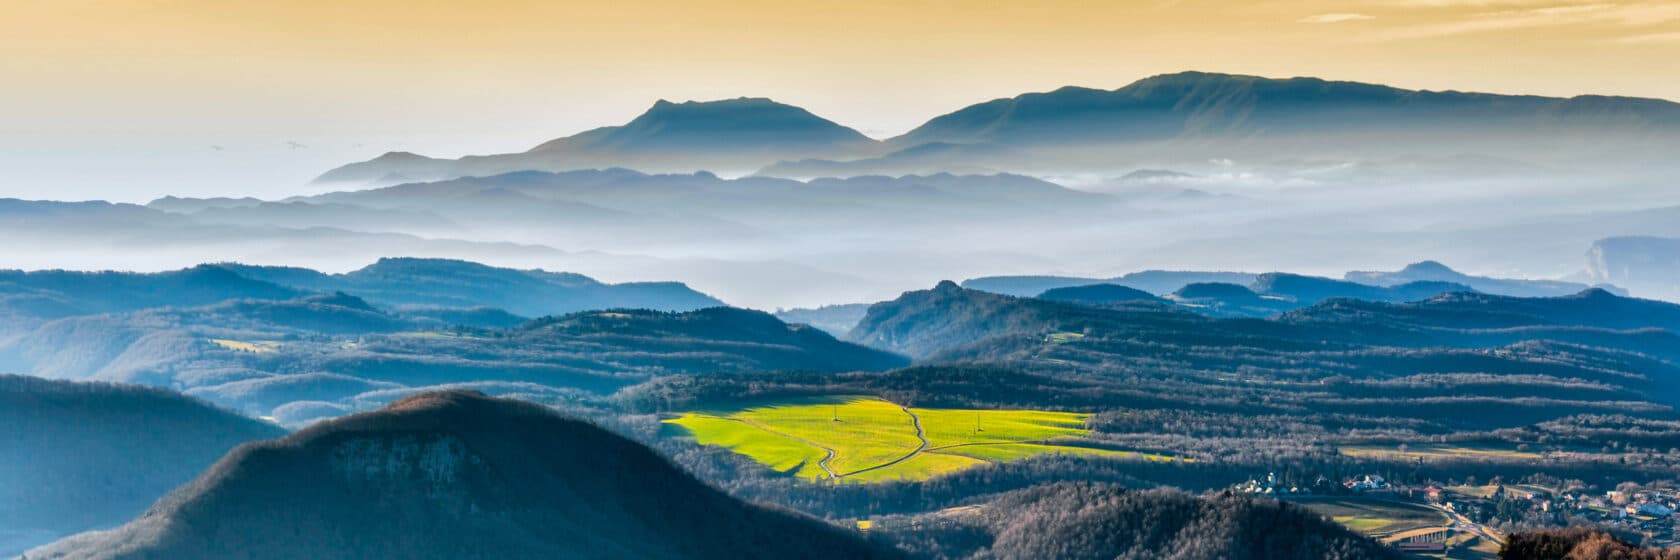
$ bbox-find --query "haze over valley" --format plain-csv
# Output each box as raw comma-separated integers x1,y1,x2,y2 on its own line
8,1,1680,558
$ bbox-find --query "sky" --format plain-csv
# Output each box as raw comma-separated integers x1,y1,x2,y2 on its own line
3,0,1678,201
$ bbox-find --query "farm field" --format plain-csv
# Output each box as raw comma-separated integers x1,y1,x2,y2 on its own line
1338,443,1542,462
1290,497,1449,537
665,395,1158,483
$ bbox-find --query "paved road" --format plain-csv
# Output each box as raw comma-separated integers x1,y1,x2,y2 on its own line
1422,502,1503,547
837,406,929,478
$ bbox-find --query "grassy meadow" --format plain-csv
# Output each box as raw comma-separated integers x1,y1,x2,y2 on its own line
665,396,1157,483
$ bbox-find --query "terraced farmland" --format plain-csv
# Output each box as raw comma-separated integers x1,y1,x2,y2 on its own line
666,396,1170,482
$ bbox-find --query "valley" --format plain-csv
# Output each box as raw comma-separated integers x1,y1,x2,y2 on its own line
6,23,1680,556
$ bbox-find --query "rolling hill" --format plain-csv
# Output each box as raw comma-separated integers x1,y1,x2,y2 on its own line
877,483,1398,560
217,258,724,316
27,390,899,560
0,259,721,328
0,264,303,321
5,293,907,423
846,281,1680,432
0,375,285,557
1035,283,1161,305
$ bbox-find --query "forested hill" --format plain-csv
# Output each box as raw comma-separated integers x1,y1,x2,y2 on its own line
845,281,1680,433
0,259,722,327
6,300,907,425
0,375,284,557
218,258,723,316
879,483,1398,560
0,265,303,320
29,391,901,560
854,281,1680,361
1500,528,1680,559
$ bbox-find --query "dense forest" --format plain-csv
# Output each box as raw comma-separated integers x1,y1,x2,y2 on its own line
0,375,284,555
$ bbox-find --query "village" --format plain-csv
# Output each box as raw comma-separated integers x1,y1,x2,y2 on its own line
1234,472,1680,557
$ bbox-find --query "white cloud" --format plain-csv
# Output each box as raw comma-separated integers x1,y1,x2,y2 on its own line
1371,2,1680,40
1299,13,1378,23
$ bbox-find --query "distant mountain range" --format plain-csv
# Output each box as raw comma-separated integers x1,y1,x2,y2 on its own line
1345,260,1618,298
0,259,718,326
960,261,1616,317
218,258,722,317
29,390,899,560
316,97,880,184
887,71,1680,149
848,280,1680,426
319,71,1680,184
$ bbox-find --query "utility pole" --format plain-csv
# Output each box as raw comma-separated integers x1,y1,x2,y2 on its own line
832,405,839,422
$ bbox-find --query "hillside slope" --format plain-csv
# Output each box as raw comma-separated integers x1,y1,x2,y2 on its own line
0,375,284,557
29,391,899,560
218,258,724,316
880,483,1397,560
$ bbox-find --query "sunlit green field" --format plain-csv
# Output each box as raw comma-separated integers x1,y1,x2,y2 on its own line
666,396,1171,483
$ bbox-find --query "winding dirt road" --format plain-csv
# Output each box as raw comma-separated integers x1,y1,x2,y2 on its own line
836,406,929,478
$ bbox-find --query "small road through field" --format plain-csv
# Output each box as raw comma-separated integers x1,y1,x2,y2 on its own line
721,416,839,479
836,406,928,478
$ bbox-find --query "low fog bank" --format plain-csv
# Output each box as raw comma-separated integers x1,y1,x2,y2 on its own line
4,158,1678,309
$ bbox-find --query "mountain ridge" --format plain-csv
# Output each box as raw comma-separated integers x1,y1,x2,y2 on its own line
316,71,1680,185
29,390,900,559
316,97,878,185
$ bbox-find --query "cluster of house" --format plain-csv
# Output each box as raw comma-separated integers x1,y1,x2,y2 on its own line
1232,472,1322,496
1345,474,1389,492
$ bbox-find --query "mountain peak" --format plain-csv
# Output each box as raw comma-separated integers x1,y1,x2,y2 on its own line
1399,260,1458,275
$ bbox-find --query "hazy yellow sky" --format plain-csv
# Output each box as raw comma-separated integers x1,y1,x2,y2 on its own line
2,0,1677,200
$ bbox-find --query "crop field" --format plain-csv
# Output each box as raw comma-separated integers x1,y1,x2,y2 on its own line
1338,443,1542,462
1291,497,1448,536
665,396,1162,483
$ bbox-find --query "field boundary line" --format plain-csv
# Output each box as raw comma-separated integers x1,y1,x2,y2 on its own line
835,406,928,478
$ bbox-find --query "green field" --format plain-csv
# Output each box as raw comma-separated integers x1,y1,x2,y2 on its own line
666,396,1161,483
1291,497,1449,536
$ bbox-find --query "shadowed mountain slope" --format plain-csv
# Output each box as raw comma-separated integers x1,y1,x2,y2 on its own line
29,391,899,560
0,375,284,557
0,265,303,321
878,483,1397,560
847,282,1680,432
